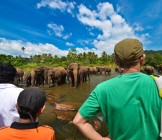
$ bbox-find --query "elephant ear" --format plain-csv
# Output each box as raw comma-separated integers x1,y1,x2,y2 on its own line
64,67,67,70
68,66,73,71
78,64,81,69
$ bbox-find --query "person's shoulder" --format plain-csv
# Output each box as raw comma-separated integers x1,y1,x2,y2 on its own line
0,127,10,139
41,125,53,129
95,77,116,91
39,125,54,131
1,84,23,92
0,126,10,131
12,86,24,91
38,125,55,135
150,74,159,78
140,72,155,80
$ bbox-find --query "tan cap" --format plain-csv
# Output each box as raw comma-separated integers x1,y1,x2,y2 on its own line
114,38,144,67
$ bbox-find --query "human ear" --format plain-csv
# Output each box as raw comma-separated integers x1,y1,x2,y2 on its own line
140,54,146,61
140,54,146,65
40,105,45,114
36,105,45,118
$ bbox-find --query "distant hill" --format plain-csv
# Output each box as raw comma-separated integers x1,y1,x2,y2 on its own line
144,50,162,55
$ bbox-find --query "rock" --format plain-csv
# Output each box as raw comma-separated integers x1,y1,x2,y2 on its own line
54,102,77,111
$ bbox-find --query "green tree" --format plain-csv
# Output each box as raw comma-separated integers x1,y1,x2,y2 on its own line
32,55,41,64
67,48,77,63
101,51,108,64
86,52,98,64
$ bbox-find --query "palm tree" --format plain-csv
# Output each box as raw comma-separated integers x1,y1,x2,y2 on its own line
21,47,25,51
101,51,108,64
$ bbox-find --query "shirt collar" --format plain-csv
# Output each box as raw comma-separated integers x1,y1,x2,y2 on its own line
0,83,16,89
10,122,39,129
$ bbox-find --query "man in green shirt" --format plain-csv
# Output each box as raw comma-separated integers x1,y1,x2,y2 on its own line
73,38,161,140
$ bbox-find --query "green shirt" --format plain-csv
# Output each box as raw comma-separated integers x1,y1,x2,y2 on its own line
79,72,161,140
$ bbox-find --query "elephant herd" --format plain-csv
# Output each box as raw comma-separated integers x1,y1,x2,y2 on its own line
15,63,162,88
141,64,162,75
15,63,112,88
113,64,162,76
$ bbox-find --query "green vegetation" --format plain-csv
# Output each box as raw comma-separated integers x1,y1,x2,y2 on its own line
144,50,162,67
0,50,162,68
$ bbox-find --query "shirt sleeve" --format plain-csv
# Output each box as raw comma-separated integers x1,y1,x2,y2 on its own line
79,90,100,119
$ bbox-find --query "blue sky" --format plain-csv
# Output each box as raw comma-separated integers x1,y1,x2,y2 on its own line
0,0,162,57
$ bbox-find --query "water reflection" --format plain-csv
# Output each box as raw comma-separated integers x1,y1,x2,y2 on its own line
39,72,118,140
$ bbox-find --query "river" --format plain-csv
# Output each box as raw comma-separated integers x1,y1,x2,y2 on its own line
36,71,118,140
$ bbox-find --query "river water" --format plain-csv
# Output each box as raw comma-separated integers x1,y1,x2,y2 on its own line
38,71,118,140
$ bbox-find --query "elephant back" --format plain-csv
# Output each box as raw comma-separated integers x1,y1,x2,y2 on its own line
15,68,24,85
68,63,80,71
23,71,31,86
157,64,162,73
16,68,24,77
34,66,44,75
144,66,154,75
103,66,111,74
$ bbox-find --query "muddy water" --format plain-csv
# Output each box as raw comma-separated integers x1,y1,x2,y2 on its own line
38,71,118,140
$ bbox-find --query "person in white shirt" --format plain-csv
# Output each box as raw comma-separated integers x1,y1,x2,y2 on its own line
0,64,23,127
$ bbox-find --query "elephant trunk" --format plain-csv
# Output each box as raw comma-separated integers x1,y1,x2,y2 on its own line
73,69,79,88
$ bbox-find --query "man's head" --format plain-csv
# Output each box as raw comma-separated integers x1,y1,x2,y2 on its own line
0,64,17,83
17,87,46,121
114,38,144,68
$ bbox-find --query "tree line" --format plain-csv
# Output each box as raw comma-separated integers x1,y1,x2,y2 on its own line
0,49,162,68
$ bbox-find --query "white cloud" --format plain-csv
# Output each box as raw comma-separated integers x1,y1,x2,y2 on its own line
110,14,125,25
133,23,144,31
0,38,68,57
141,33,150,41
37,0,76,15
75,47,96,54
116,4,121,13
77,39,93,47
66,42,74,46
76,2,148,54
89,32,95,36
47,23,72,39
0,37,105,57
63,33,72,40
97,2,114,20
36,1,148,55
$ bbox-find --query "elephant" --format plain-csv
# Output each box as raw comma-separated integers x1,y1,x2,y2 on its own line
48,66,66,87
67,63,80,88
43,66,52,85
143,66,154,75
96,66,104,74
89,66,98,74
54,66,67,86
114,66,120,73
23,71,31,87
48,68,56,87
31,66,44,86
85,66,90,81
103,66,111,74
140,68,144,73
157,64,162,73
79,66,90,83
15,68,24,85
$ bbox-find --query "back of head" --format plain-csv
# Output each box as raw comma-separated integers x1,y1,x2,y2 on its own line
114,38,144,68
17,87,46,121
0,64,17,83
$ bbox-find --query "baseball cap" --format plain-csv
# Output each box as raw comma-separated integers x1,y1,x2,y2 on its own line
17,87,46,115
114,38,144,67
